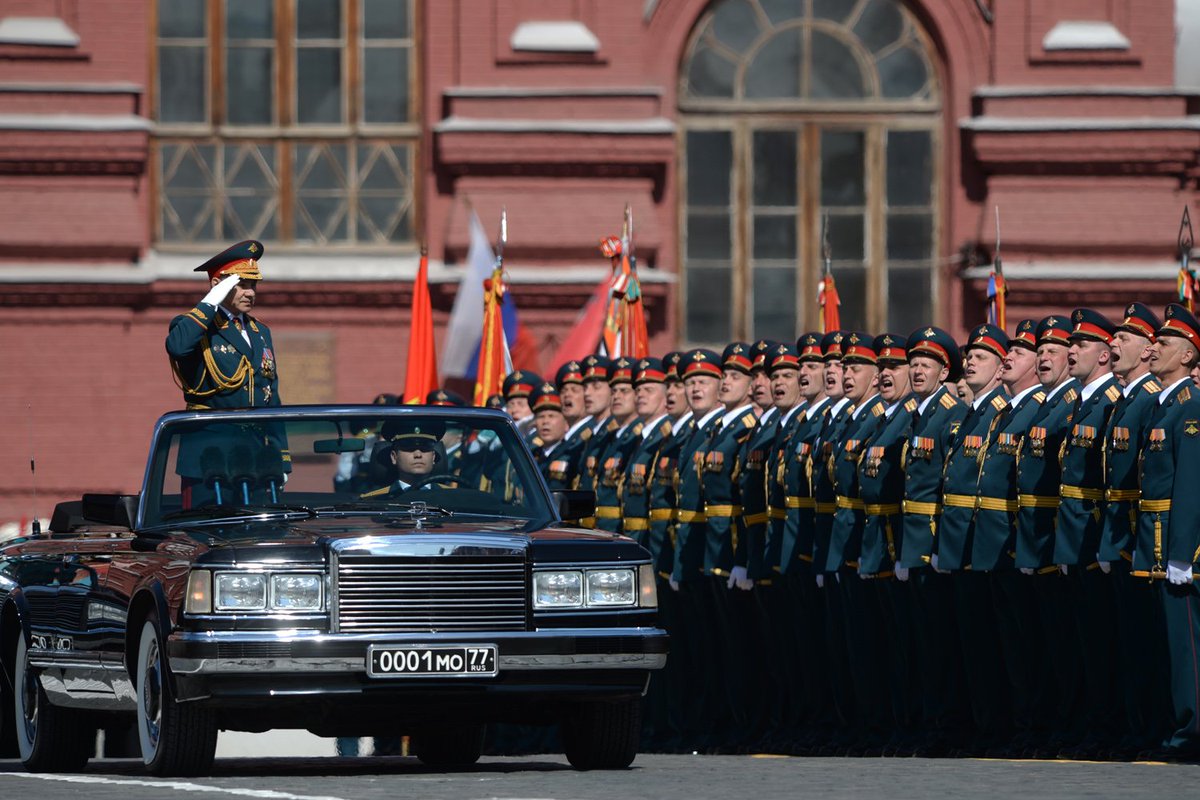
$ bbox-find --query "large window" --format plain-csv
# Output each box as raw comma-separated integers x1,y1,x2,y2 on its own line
153,0,418,247
679,0,940,343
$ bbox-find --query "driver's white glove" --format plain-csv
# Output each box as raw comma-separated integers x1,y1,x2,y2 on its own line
669,578,679,592
894,562,909,582
1098,561,1111,574
1168,560,1193,586
202,273,242,308
728,565,749,590
1020,567,1034,576
1060,564,1069,576
815,574,825,589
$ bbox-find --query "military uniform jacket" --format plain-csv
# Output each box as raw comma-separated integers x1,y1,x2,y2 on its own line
650,414,692,579
166,303,281,409
620,415,674,558
811,399,854,573
857,396,917,575
1014,379,1080,569
779,400,829,575
740,407,780,581
826,394,887,573
533,436,585,492
575,417,616,527
764,404,805,577
938,386,1009,570
900,387,967,569
1134,380,1200,573
974,386,1045,571
594,420,644,533
671,411,722,584
699,406,758,576
1099,374,1161,563
1054,375,1122,566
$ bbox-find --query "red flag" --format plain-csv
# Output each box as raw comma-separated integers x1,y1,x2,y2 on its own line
473,268,510,406
403,249,439,404
550,277,610,366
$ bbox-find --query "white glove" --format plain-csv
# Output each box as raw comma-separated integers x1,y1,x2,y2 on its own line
1168,561,1193,586
202,273,242,307
815,574,825,589
736,576,754,591
1060,564,1069,576
727,566,745,589
894,562,909,582
1020,567,1034,576
669,578,680,592
1098,561,1111,574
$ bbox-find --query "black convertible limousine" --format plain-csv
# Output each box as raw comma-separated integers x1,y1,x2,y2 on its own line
0,407,667,776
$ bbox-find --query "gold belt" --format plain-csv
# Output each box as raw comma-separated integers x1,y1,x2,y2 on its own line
903,500,942,515
649,508,673,521
945,493,1017,513
767,507,787,520
814,502,836,514
943,494,977,509
595,506,622,519
1140,499,1172,512
1017,494,1059,510
704,504,742,517
675,509,707,523
835,496,865,511
623,517,649,531
786,496,816,509
744,511,769,526
1106,488,1140,502
1061,485,1104,501
865,503,901,516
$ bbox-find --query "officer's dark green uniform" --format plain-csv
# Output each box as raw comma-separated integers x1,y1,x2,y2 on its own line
741,341,781,583
1102,303,1168,754
593,357,643,534
575,355,615,528
527,383,582,492
620,358,673,554
1053,309,1124,756
937,323,1009,752
1133,304,1200,759
166,240,281,411
900,326,967,755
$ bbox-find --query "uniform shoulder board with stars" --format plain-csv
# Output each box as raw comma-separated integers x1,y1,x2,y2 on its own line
1181,387,1193,403
1105,385,1121,402
632,422,644,436
741,413,757,429
580,427,593,442
1033,391,1046,403
940,393,958,409
531,436,544,448
991,395,1007,411
606,419,619,432
659,420,673,437
1146,380,1162,394
871,404,884,417
1064,388,1079,404
904,397,918,413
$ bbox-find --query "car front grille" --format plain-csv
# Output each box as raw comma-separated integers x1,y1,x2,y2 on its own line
334,555,529,633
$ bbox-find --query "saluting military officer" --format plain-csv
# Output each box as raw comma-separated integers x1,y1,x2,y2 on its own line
899,326,967,757
937,323,1008,754
593,357,643,534
1053,309,1123,758
1133,304,1200,761
1102,303,1168,756
167,240,281,410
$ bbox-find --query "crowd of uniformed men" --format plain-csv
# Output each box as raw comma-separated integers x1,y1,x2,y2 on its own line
497,303,1200,761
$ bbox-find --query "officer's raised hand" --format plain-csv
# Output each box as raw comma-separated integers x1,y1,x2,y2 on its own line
202,273,242,308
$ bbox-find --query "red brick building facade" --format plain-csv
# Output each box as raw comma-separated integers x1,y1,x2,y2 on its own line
0,0,1197,525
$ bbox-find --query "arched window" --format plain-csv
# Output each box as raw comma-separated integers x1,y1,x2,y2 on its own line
679,0,941,343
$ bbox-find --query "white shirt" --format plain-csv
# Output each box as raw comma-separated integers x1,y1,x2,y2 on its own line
917,388,941,416
566,414,593,441
694,406,724,432
1045,379,1074,403
829,397,851,418
1160,376,1192,405
804,396,831,422
671,410,695,437
972,387,999,411
1123,372,1151,398
720,403,755,429
641,413,669,439
780,401,806,426
1080,371,1115,403
850,393,881,421
1007,383,1040,409
217,306,251,346
760,406,778,424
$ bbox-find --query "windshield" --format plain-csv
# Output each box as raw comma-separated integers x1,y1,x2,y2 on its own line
140,411,549,529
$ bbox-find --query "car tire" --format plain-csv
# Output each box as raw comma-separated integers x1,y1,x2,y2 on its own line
135,615,217,776
0,675,18,758
13,635,94,772
411,723,485,767
561,699,641,770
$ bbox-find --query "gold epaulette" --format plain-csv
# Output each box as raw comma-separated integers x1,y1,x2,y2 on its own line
741,413,757,429
1033,391,1046,403
580,426,593,441
871,403,884,417
360,486,390,498
632,422,644,436
1105,385,1121,402
1181,387,1193,403
940,392,958,410
659,420,673,437
531,436,544,448
1064,388,1079,404
904,397,918,413
606,419,619,432
1145,380,1162,394
991,395,1007,411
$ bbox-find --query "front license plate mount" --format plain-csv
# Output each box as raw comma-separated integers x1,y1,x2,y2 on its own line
366,644,498,678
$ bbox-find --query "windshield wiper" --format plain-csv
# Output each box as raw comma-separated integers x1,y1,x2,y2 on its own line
161,503,315,521
313,501,454,519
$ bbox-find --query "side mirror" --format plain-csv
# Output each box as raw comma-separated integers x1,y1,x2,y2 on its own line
82,493,139,529
552,490,595,521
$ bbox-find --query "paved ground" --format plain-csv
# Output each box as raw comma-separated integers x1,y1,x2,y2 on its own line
1,753,1198,800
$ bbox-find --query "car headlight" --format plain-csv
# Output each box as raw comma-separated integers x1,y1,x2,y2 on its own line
214,572,267,611
585,569,636,606
271,573,323,611
533,571,583,608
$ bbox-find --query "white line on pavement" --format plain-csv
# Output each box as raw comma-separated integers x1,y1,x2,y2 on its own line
0,772,352,800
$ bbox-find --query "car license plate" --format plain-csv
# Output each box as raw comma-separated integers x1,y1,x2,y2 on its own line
367,644,498,678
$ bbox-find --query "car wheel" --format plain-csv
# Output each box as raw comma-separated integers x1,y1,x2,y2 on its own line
411,723,485,767
0,675,18,758
561,699,641,770
135,615,217,776
13,635,93,771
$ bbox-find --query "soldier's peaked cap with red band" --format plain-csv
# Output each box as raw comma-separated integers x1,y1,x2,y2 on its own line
1118,302,1160,341
1159,303,1200,343
966,323,1008,360
907,326,958,367
681,348,722,379
194,240,265,281
1069,308,1116,344
1036,315,1072,347
842,332,878,365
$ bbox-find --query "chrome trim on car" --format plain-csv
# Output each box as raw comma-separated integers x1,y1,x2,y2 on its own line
169,652,667,675
38,667,137,711
327,533,529,559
